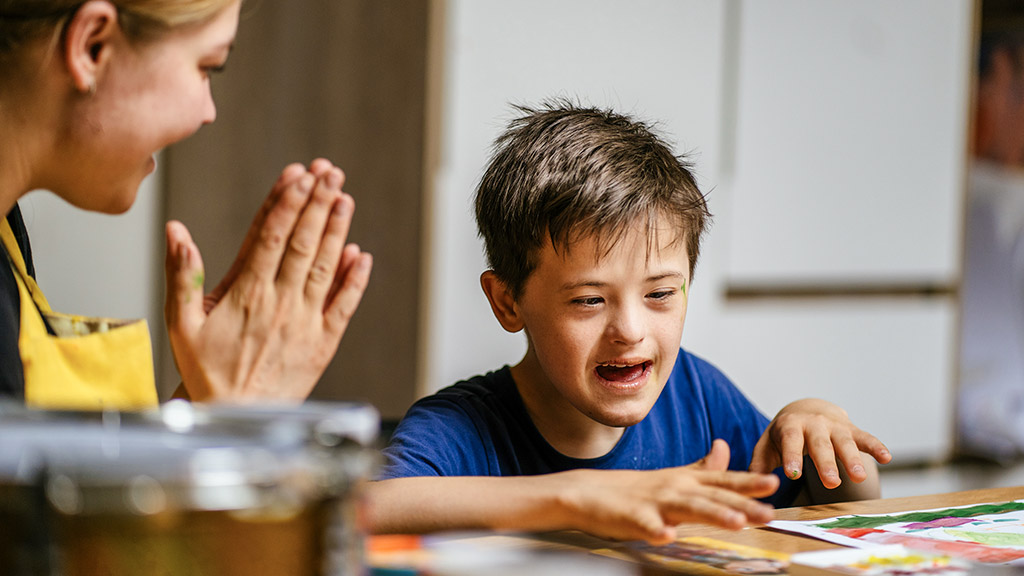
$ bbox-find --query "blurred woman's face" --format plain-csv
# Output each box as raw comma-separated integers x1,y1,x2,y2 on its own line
60,0,240,214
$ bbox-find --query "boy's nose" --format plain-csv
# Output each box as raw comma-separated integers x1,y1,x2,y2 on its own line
607,304,645,345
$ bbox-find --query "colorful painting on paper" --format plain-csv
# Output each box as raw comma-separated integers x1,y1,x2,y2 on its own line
769,499,1024,565
788,545,973,576
594,536,791,575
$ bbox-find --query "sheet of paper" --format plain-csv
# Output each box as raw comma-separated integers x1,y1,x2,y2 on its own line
769,499,1024,565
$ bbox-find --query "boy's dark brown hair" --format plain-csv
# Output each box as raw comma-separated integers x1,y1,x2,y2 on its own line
474,99,712,298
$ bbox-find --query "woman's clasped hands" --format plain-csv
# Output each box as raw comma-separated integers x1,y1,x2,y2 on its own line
164,158,372,402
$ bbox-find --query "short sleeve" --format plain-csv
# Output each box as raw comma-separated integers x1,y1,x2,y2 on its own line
377,396,492,480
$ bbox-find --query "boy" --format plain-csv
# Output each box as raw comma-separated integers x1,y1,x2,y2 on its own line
367,101,891,544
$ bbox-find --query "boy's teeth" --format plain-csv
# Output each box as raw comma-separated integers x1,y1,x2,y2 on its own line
596,363,645,382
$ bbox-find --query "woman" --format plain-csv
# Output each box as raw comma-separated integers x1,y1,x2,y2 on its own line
0,0,373,407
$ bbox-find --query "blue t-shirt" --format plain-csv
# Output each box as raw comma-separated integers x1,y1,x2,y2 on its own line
380,348,802,507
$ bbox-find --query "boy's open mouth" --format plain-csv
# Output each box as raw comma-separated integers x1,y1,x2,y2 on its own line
595,361,652,383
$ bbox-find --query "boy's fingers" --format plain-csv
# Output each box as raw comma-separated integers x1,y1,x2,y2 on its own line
306,192,354,303
806,429,842,489
704,486,776,525
854,429,893,465
693,439,731,471
748,434,780,474
663,489,774,529
631,509,674,545
778,425,807,481
668,497,748,530
832,433,868,483
696,469,780,499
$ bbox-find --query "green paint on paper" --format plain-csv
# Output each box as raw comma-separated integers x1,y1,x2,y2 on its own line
945,529,1024,547
814,501,1024,530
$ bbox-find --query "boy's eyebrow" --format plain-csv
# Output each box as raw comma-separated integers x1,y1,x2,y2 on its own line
559,272,686,291
560,280,607,291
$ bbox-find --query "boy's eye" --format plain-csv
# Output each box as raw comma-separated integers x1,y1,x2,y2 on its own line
572,296,604,307
648,290,676,301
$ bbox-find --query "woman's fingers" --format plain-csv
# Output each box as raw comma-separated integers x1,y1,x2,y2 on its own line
205,162,307,312
324,247,372,337
244,172,316,283
303,180,354,304
277,168,346,289
164,220,206,339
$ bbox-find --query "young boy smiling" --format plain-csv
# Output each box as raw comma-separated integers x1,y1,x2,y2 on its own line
368,101,891,544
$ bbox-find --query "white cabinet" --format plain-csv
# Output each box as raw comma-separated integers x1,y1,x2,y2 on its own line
725,0,971,286
700,0,973,462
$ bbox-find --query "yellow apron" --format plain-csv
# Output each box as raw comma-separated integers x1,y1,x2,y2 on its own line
0,218,157,410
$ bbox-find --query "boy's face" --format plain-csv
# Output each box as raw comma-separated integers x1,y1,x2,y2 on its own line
510,219,689,429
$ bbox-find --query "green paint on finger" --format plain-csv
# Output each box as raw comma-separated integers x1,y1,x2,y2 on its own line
185,272,204,304
788,468,800,479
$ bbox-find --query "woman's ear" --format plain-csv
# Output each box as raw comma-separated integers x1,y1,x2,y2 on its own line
63,0,120,95
480,271,524,333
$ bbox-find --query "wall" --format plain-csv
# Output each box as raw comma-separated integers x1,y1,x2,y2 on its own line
19,172,164,351
423,0,974,462
423,0,730,394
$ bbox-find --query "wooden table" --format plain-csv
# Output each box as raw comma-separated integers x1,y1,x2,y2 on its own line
373,486,1024,574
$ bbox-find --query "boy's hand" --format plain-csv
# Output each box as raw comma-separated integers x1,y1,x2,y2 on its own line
749,398,892,489
554,439,778,544
164,159,373,402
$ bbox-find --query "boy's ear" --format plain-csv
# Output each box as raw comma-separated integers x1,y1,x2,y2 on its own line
480,271,524,333
64,0,120,95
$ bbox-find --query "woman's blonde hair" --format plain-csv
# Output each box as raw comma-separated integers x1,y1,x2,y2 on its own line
0,0,236,77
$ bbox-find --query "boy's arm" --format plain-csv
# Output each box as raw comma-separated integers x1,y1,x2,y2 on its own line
367,439,779,545
749,398,891,503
